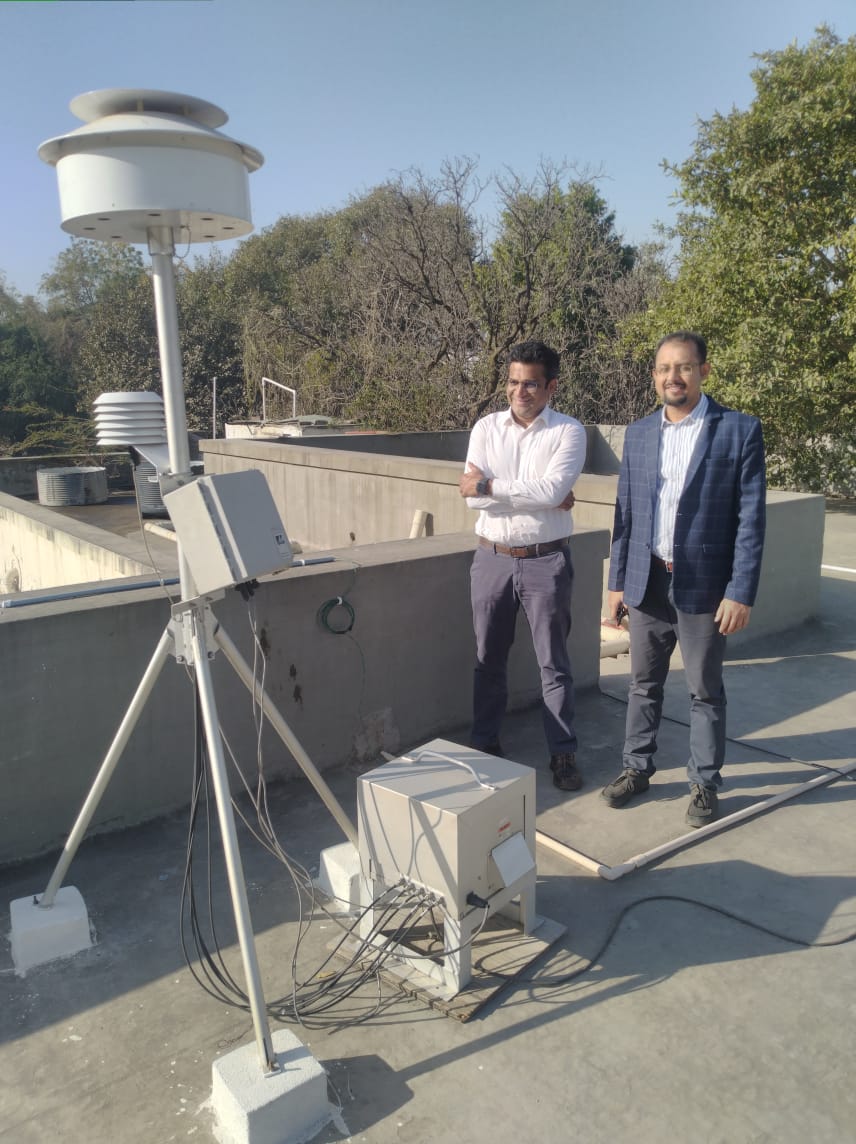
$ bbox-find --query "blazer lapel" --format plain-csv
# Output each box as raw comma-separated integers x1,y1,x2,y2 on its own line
643,415,660,513
683,399,722,490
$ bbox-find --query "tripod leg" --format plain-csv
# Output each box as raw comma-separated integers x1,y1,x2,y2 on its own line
215,625,358,847
40,627,174,909
191,618,277,1073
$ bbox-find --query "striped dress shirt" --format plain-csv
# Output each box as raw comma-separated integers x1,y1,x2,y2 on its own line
652,394,708,563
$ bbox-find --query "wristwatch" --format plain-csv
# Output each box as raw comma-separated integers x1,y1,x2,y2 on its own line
476,477,491,496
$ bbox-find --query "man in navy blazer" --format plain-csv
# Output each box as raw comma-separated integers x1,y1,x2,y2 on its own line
603,331,766,826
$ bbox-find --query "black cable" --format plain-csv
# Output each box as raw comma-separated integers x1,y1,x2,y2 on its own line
600,684,855,782
317,595,355,634
180,637,856,1023
507,893,856,991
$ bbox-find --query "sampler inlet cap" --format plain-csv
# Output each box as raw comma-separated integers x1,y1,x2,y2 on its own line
38,88,264,246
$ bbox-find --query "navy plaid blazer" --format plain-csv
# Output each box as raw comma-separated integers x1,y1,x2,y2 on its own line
608,398,766,614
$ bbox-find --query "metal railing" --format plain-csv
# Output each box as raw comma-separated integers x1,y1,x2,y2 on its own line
261,377,297,423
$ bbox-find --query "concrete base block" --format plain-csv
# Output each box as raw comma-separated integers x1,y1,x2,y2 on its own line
314,842,360,913
211,1028,332,1144
9,885,93,975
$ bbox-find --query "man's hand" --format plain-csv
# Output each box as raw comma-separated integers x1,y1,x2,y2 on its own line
606,589,626,626
459,463,487,499
557,489,575,511
715,598,752,636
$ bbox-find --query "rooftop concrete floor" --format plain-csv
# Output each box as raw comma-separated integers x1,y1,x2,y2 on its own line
2,506,854,1144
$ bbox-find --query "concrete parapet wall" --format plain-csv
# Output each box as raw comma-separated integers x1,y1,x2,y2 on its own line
552,477,825,647
0,453,133,498
0,491,156,594
201,436,606,551
201,439,825,646
221,425,606,468
202,437,479,550
0,528,608,866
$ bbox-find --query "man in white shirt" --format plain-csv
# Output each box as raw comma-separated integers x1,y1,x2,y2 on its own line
459,341,587,792
603,331,766,826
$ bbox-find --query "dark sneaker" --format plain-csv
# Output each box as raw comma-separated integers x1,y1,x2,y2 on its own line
601,769,650,807
550,753,582,791
686,785,718,828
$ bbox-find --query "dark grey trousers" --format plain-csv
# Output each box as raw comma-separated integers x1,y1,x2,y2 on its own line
623,558,726,790
469,545,576,755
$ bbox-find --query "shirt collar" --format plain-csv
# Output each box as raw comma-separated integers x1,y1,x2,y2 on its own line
500,404,556,430
660,392,708,428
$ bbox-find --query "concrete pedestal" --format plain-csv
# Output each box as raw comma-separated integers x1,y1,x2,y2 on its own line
9,885,93,975
211,1028,332,1144
315,842,360,913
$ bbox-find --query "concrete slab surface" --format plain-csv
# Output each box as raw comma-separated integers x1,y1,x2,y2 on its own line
1,510,854,1144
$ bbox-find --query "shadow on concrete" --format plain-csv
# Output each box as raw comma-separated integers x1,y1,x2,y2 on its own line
304,852,856,1140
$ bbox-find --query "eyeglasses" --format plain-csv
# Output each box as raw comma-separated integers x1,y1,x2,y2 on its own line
654,362,700,378
507,380,543,393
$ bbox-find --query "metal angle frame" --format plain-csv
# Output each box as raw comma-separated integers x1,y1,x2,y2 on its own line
35,232,356,1075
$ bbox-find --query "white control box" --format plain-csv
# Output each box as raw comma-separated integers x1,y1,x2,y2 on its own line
163,470,293,595
358,739,536,920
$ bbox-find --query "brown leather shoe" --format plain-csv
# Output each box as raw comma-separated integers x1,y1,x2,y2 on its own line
550,753,582,791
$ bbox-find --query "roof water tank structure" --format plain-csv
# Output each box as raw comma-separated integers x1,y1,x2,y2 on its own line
37,465,110,507
79,466,109,504
37,467,86,507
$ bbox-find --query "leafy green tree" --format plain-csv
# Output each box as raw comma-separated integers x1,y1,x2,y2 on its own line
176,251,245,435
487,170,658,425
72,265,159,413
630,27,856,491
0,276,79,452
230,161,660,432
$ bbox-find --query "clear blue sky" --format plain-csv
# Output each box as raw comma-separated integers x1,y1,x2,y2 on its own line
2,0,854,298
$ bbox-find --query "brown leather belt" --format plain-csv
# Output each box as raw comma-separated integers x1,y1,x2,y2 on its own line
478,537,568,559
652,555,674,573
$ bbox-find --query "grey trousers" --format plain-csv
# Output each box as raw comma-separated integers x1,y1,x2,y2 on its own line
470,544,576,755
624,558,726,790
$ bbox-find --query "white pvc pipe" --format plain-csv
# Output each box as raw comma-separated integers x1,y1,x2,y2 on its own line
144,521,178,543
0,579,179,609
409,509,429,539
535,831,610,877
537,760,856,880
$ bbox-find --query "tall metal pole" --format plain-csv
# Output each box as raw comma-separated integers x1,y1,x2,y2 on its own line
147,225,277,1073
191,615,277,1071
148,229,195,599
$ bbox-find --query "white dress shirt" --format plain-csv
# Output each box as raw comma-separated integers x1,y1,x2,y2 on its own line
465,404,587,545
652,394,708,562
